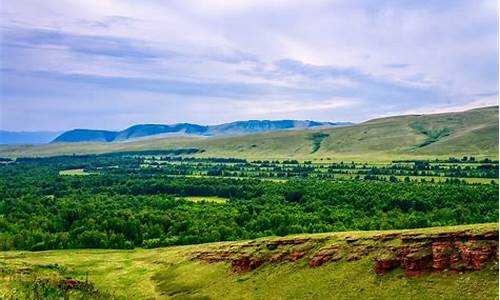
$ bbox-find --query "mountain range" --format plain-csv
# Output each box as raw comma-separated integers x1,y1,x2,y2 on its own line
51,120,351,143
1,106,497,160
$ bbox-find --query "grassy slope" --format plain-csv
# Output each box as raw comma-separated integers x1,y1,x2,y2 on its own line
1,106,498,160
1,223,498,299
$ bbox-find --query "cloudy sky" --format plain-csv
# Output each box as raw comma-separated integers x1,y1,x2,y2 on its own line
1,0,498,131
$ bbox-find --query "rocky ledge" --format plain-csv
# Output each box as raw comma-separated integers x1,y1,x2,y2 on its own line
375,231,498,276
192,229,498,277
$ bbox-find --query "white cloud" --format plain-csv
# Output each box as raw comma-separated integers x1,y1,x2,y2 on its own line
372,94,499,118
233,98,359,115
1,0,497,130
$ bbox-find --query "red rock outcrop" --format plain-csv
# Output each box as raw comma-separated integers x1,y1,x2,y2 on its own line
492,244,499,261
432,241,453,270
346,245,372,261
470,241,494,270
372,233,400,241
192,229,499,277
270,252,288,263
454,240,495,270
231,255,264,273
308,248,342,267
376,232,499,276
265,237,322,248
374,258,400,275
289,251,306,261
403,249,433,277
270,250,307,263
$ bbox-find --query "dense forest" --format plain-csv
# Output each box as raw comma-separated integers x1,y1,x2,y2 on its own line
0,152,497,251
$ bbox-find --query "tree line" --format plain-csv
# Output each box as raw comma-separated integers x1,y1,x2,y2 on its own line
0,153,497,251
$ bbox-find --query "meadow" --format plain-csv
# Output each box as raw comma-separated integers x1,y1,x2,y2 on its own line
1,223,498,299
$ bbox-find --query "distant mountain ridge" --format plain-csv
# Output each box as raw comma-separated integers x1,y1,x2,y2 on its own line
52,120,351,143
2,106,497,158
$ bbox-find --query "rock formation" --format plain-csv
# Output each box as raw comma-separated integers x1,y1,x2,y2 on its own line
193,229,499,277
374,231,499,276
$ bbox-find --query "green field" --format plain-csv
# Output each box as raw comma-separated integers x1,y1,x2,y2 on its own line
1,223,497,300
180,196,228,204
59,168,94,176
1,106,498,161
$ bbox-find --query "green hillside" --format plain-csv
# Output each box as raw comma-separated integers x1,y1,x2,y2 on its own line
1,106,498,160
52,129,118,143
1,224,497,299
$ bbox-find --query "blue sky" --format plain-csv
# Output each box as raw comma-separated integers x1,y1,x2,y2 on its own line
1,0,498,131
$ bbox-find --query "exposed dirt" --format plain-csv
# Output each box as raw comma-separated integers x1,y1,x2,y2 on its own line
375,231,499,276
192,230,499,277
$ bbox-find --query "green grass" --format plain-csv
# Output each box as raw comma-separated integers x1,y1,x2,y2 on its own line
1,106,498,161
180,196,228,204
58,168,94,176
0,223,497,299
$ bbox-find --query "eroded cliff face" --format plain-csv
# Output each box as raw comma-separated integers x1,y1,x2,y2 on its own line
192,230,498,277
374,231,498,276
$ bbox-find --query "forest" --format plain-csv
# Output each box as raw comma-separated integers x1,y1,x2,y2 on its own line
0,151,497,251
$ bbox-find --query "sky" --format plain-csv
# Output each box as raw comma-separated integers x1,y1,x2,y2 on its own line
0,0,498,131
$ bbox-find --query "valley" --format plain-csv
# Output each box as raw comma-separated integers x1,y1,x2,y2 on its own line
0,107,498,299
2,1,498,298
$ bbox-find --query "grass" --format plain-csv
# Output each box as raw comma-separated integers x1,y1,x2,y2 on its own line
180,196,228,204
1,106,498,161
0,223,497,299
193,257,497,300
58,168,94,176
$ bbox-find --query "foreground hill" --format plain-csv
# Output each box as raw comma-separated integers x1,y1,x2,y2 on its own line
52,120,348,143
2,106,498,160
0,224,497,299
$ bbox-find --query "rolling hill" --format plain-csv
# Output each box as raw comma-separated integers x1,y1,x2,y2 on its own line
51,120,348,143
52,129,118,143
2,106,498,160
1,224,498,299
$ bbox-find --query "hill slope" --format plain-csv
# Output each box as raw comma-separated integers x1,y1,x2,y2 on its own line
0,224,497,299
2,106,498,160
53,129,118,143
51,120,346,143
113,123,209,141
